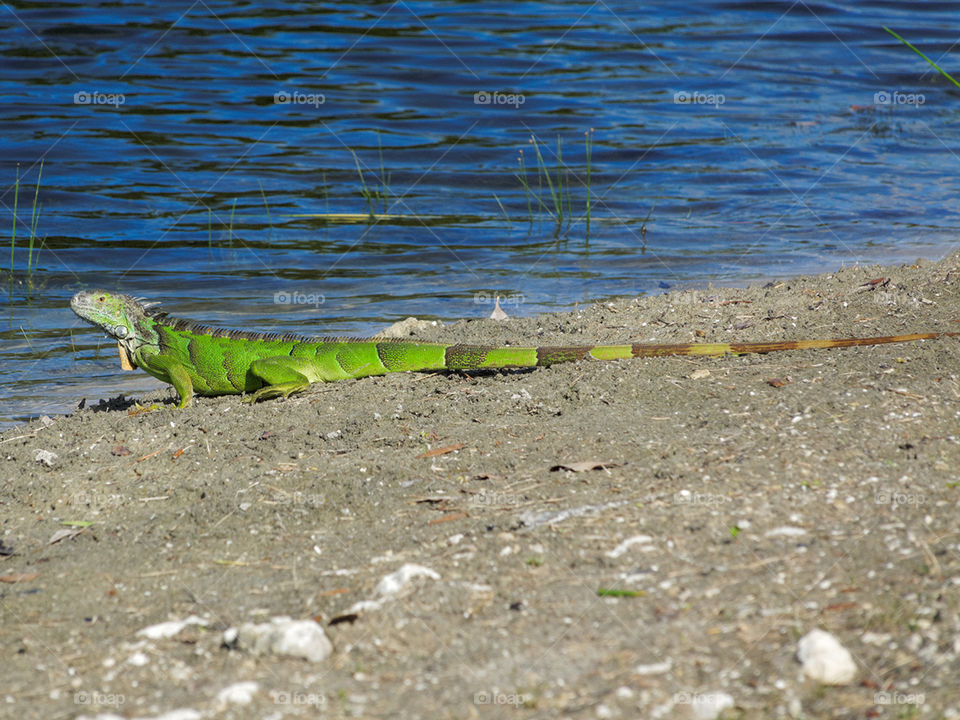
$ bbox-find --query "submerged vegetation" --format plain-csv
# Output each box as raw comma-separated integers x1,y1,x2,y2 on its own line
6,160,44,279
288,128,624,241
515,130,595,237
7,129,650,263
884,26,960,89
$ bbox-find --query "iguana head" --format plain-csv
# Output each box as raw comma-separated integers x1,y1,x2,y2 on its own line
71,290,160,364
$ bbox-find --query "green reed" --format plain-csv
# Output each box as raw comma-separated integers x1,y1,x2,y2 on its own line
8,161,44,276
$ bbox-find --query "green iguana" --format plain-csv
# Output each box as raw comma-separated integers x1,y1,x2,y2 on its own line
71,290,958,408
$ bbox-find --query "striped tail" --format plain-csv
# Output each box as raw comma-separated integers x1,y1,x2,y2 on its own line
438,332,960,370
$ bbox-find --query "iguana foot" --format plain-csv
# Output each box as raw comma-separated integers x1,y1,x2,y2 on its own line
242,382,309,403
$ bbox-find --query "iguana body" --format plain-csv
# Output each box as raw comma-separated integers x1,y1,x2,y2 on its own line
71,290,958,408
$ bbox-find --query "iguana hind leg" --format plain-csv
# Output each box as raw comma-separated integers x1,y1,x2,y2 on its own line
244,356,317,403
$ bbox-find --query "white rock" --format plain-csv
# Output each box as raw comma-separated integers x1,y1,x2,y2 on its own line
136,615,207,640
216,681,259,705
765,526,807,538
797,629,857,684
633,659,672,675
151,711,203,720
233,617,332,663
35,449,58,466
348,563,441,614
862,631,892,646
349,600,383,613
127,651,149,667
692,691,734,720
374,563,440,597
606,535,654,558
376,317,439,338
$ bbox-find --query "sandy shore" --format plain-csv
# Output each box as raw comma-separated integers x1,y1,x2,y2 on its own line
3,252,959,719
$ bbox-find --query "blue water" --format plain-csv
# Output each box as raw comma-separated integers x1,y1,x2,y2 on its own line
2,1,959,426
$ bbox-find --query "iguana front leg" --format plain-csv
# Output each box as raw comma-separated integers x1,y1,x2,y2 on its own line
244,356,316,403
138,352,195,408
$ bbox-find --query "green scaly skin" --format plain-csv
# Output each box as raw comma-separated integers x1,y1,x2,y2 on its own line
71,290,959,408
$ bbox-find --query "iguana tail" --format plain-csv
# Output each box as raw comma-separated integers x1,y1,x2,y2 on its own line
439,332,959,369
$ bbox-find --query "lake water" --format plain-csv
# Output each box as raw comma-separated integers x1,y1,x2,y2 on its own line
2,1,959,427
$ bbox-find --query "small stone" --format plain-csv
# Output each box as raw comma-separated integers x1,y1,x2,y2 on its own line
216,681,259,706
691,691,734,720
797,629,857,685
232,617,332,663
127,651,149,667
137,615,207,640
607,535,654,558
595,703,614,719
149,711,203,720
633,659,672,675
34,449,57,467
765,526,807,538
376,317,439,338
374,563,440,597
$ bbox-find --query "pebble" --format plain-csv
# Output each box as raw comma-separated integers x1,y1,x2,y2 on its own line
797,629,857,685
606,535,654,558
127,651,149,667
350,564,441,613
377,317,440,338
764,526,807,537
227,617,333,663
374,563,440,597
216,681,259,706
633,659,672,676
136,615,207,640
34,449,57,466
691,691,734,720
152,711,203,720
77,711,204,720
